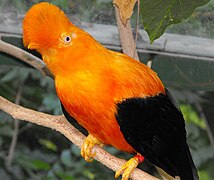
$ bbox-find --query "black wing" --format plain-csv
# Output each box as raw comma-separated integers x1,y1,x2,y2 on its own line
116,90,198,180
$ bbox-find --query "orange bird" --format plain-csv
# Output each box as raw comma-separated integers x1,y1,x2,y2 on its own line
23,2,198,180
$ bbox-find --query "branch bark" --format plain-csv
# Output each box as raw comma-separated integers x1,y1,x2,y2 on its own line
0,39,52,77
0,96,158,180
114,5,139,60
114,2,153,68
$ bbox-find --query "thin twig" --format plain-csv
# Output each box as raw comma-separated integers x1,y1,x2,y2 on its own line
5,82,23,169
134,0,140,58
0,96,158,180
147,54,153,68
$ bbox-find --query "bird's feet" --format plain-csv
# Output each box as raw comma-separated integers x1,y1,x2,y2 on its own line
81,134,104,162
115,154,144,180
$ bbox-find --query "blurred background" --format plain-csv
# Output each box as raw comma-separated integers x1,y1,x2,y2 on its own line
0,0,214,179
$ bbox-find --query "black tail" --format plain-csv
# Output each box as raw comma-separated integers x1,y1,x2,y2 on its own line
115,91,199,180
178,143,199,180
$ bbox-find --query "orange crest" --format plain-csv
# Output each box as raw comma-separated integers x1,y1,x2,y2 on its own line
23,2,72,52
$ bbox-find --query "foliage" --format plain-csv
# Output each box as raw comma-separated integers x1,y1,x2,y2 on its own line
180,104,206,129
167,0,214,38
140,0,210,42
180,104,214,179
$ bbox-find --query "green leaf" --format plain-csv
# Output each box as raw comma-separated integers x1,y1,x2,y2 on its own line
198,170,212,180
56,172,74,180
83,170,95,180
180,104,206,128
16,154,50,171
31,159,51,170
52,0,68,10
141,0,210,42
16,155,37,170
38,139,58,152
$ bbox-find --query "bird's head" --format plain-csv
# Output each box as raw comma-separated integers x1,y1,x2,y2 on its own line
23,2,107,76
23,2,97,75
23,2,76,54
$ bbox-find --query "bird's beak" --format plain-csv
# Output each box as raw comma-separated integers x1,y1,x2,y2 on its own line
27,42,33,49
27,42,38,50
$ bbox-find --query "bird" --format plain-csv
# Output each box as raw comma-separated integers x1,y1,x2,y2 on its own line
22,2,199,180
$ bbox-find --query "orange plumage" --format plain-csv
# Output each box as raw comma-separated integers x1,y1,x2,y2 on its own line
23,3,198,180
55,52,165,152
23,2,164,153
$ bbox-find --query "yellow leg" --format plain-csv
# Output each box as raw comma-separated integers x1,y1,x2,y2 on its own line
115,154,144,180
80,134,104,162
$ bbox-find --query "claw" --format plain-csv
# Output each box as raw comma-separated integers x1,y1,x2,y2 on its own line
115,155,144,180
80,134,104,162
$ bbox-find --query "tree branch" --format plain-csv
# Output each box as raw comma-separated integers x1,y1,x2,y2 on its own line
0,96,158,180
114,5,139,60
114,2,153,69
0,39,52,77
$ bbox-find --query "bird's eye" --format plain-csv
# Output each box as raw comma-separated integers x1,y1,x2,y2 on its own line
64,35,71,43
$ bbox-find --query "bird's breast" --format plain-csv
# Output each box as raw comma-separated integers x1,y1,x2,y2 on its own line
55,74,135,153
